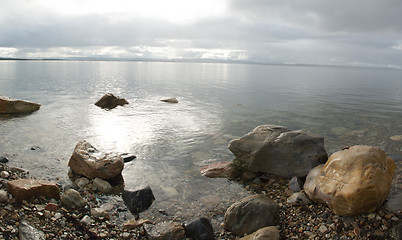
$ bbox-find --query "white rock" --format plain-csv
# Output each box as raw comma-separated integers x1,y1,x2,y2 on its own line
93,178,112,193
0,171,10,178
80,215,93,225
75,177,90,188
0,189,9,203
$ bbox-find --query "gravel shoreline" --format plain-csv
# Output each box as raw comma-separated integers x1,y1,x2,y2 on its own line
1,163,400,240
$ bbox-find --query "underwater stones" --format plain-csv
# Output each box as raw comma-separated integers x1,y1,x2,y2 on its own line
228,125,327,179
122,186,155,219
390,135,402,141
160,97,178,103
184,217,215,240
0,156,9,163
7,179,60,202
304,145,396,216
240,226,280,240
93,177,112,193
94,93,129,109
148,221,185,240
223,194,279,236
68,140,124,179
200,161,235,178
0,96,41,114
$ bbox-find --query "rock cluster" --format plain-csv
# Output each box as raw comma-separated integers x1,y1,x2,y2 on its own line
0,96,41,114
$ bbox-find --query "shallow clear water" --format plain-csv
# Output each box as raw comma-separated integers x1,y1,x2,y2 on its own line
1,61,401,222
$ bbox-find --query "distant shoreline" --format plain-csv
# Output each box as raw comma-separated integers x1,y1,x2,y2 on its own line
0,57,400,71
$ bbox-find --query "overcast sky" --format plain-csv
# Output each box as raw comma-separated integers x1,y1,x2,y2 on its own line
1,0,402,68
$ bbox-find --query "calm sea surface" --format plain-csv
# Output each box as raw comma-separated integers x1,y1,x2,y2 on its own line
1,61,401,223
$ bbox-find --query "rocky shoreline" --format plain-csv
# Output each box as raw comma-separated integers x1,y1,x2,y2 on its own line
1,160,401,239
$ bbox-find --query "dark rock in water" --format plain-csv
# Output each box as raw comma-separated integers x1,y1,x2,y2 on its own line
121,153,137,163
122,186,155,219
95,93,129,109
0,156,8,163
30,146,41,151
289,176,303,192
185,217,216,240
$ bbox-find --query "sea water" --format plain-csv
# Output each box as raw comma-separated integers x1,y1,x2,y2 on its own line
1,60,401,222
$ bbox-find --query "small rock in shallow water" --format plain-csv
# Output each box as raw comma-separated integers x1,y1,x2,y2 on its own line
160,97,178,103
390,135,402,141
0,156,8,163
287,192,311,205
121,153,137,163
288,176,303,192
93,178,112,193
185,217,215,240
122,186,155,219
148,221,185,240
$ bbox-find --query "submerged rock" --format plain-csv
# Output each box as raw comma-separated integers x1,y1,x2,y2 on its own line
228,125,328,179
223,194,279,236
0,156,9,163
68,140,124,179
7,179,60,202
122,186,155,219
184,217,215,240
304,145,396,216
94,93,129,109
287,192,311,206
0,96,41,114
200,161,235,178
240,226,280,240
148,221,185,240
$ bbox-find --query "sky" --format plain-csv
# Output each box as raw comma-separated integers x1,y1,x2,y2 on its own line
1,0,402,68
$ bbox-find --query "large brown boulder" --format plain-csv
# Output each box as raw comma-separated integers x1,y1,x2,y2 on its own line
223,194,279,236
68,140,124,179
0,96,40,114
304,145,396,216
95,93,128,109
228,125,327,179
7,179,60,202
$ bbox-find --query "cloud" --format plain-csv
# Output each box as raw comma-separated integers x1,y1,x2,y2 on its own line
0,0,401,67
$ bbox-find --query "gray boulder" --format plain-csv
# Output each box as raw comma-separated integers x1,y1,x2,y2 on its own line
223,194,279,236
228,125,327,178
0,96,40,114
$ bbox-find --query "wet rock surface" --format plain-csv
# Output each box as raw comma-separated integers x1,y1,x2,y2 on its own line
0,96,41,114
94,93,129,109
228,125,328,178
68,140,124,180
